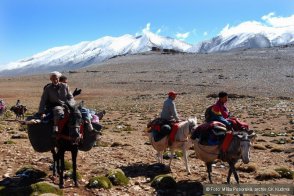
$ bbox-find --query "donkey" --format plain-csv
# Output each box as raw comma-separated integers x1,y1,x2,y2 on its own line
53,103,83,188
10,105,27,120
149,117,197,174
192,130,256,184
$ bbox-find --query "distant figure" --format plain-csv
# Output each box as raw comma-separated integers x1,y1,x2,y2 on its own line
10,103,27,120
16,99,21,106
0,99,6,116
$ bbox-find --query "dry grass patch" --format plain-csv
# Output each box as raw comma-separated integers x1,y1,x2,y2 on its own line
262,132,277,137
253,144,267,150
284,148,294,153
236,162,257,173
270,146,284,152
95,140,110,147
255,169,281,180
265,144,273,149
4,140,16,144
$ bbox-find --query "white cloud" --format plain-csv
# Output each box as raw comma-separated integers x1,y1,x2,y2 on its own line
219,13,294,38
140,23,162,35
203,32,208,36
262,12,294,27
143,23,151,32
176,32,190,40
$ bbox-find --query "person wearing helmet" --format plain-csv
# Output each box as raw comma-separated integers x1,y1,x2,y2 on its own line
38,71,75,133
160,91,180,123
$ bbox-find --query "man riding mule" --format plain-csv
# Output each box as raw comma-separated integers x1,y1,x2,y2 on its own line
147,91,182,145
205,91,249,131
147,91,198,174
38,71,76,134
149,117,197,174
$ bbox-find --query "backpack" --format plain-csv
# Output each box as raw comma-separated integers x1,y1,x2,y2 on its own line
204,105,213,122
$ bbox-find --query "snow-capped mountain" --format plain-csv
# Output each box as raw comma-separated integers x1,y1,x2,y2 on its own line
1,24,293,76
0,31,191,76
188,21,294,53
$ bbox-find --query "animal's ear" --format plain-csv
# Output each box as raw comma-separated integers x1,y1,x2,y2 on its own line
248,132,256,140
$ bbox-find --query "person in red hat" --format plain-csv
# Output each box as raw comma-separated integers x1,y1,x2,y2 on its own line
160,91,180,142
161,91,180,122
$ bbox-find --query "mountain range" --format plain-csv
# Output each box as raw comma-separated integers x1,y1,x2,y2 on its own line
1,29,293,76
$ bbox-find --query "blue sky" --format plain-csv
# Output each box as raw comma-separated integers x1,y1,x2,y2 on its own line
0,0,293,65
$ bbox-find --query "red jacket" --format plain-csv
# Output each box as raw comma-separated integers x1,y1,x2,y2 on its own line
211,99,229,119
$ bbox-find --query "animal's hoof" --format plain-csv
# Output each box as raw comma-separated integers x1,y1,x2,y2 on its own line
59,184,64,189
74,182,79,187
187,171,191,175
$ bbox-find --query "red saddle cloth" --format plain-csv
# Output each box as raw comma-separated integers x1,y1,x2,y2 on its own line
221,131,233,153
169,123,179,142
228,117,249,131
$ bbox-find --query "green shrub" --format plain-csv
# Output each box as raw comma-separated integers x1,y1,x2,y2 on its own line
274,167,294,179
151,174,177,189
262,132,277,137
64,170,82,180
0,182,62,196
87,176,113,189
31,182,63,195
64,160,72,170
107,169,129,186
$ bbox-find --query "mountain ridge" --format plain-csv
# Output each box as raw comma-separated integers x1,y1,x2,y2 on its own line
1,29,293,76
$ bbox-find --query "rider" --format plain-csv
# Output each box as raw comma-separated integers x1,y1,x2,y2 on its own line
207,91,232,129
38,71,75,133
59,75,82,97
160,91,180,142
161,91,180,123
44,75,82,97
16,99,21,107
207,91,249,131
